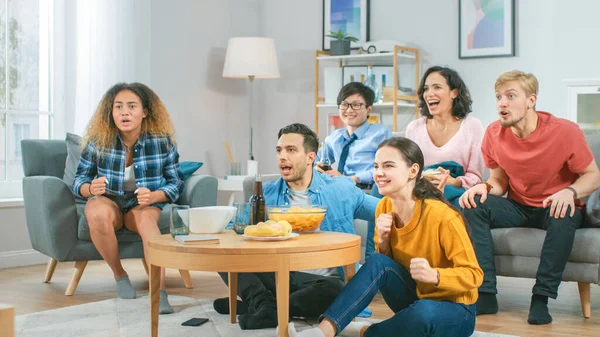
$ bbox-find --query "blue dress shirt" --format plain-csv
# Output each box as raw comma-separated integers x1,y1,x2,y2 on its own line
229,170,378,278
317,122,392,184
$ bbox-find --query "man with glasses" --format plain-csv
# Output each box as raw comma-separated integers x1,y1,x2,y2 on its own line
317,82,391,260
316,82,392,189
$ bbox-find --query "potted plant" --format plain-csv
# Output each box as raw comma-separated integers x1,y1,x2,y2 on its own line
326,29,358,56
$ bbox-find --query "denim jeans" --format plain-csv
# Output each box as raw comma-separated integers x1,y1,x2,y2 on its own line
322,254,476,337
365,186,384,260
218,271,344,318
463,195,582,298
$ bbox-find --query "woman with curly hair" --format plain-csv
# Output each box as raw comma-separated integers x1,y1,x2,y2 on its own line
404,66,485,207
72,83,184,314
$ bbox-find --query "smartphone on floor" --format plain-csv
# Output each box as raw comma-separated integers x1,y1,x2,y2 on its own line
181,317,209,326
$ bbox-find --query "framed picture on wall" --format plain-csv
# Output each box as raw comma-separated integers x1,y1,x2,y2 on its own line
459,0,515,59
322,0,370,51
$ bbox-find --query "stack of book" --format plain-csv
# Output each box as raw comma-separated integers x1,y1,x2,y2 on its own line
174,235,219,245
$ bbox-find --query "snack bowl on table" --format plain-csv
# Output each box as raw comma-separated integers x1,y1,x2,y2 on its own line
188,206,236,233
266,205,328,232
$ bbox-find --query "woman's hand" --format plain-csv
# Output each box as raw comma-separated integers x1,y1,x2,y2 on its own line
426,167,461,188
135,187,154,206
410,258,439,285
89,177,108,196
376,213,393,247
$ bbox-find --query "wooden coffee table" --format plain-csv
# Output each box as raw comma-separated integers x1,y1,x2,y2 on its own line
147,231,361,337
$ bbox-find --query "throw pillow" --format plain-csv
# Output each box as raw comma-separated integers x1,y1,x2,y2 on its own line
63,132,83,188
180,161,203,180
160,161,203,186
585,189,600,228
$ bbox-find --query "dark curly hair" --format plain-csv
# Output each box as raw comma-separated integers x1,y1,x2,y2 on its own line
417,66,472,119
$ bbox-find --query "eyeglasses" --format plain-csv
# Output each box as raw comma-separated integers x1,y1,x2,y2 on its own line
338,102,366,110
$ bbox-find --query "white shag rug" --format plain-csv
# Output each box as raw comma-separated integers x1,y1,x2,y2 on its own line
15,295,518,337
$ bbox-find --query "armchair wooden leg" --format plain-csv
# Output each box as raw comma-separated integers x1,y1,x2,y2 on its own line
142,258,149,277
65,261,88,296
179,270,193,289
577,282,591,318
0,304,14,337
44,258,58,283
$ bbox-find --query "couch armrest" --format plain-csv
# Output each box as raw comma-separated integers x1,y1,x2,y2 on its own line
177,175,218,208
22,176,79,261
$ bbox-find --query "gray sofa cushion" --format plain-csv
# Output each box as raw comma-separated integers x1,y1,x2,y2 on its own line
492,227,600,264
63,133,83,188
76,203,172,242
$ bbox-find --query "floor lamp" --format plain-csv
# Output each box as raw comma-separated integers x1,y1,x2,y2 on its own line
222,37,280,176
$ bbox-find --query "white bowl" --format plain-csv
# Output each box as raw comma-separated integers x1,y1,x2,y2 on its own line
188,206,235,234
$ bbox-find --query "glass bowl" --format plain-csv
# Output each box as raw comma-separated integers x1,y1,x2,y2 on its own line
266,205,328,232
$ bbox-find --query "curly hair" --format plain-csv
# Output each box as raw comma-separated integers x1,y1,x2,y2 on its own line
418,66,473,119
81,83,175,152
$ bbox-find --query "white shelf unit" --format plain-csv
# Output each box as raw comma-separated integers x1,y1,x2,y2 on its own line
314,45,420,136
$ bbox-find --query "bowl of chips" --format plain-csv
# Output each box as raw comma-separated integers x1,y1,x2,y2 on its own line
266,205,328,232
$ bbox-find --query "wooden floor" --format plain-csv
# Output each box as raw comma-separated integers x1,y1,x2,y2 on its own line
1,259,599,337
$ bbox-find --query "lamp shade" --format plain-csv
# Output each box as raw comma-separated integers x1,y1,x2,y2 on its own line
222,37,280,78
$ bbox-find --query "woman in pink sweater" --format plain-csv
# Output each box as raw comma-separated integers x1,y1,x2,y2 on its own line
406,66,485,193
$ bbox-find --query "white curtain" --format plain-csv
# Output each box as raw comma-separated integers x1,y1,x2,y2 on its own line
69,0,151,135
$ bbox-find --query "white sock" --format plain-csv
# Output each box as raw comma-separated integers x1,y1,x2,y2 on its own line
279,322,325,337
339,321,371,337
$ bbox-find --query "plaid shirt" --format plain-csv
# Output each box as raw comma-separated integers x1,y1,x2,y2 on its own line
72,133,184,203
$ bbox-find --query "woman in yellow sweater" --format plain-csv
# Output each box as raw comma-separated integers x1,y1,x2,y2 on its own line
286,137,483,337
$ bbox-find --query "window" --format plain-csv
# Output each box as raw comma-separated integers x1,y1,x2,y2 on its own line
13,122,29,158
0,0,52,199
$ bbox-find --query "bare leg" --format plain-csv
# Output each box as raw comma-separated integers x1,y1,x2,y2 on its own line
125,206,173,314
85,197,126,279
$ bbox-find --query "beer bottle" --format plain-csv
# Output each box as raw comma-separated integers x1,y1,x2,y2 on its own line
250,174,265,225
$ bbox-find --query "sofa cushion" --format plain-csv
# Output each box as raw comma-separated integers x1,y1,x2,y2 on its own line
77,203,172,242
492,227,600,264
63,133,83,188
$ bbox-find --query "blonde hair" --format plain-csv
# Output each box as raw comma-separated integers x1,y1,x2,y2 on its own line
495,70,539,97
82,83,176,152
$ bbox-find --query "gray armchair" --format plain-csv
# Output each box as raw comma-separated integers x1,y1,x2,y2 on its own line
21,139,218,295
489,134,600,318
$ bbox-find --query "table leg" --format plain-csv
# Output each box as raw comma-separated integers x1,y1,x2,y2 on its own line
344,263,356,284
275,268,290,337
228,272,238,324
150,264,161,337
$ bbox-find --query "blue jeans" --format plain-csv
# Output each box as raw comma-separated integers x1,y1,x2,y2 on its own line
322,254,476,337
365,187,384,260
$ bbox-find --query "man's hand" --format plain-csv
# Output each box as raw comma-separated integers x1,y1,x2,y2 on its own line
542,188,576,219
376,212,393,246
135,187,153,206
325,169,343,177
315,162,326,173
410,258,439,285
459,183,489,209
89,177,108,196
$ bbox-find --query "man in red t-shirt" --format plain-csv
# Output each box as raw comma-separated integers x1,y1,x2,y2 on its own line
459,70,600,325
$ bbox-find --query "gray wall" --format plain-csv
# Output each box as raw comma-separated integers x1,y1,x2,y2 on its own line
3,0,599,267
